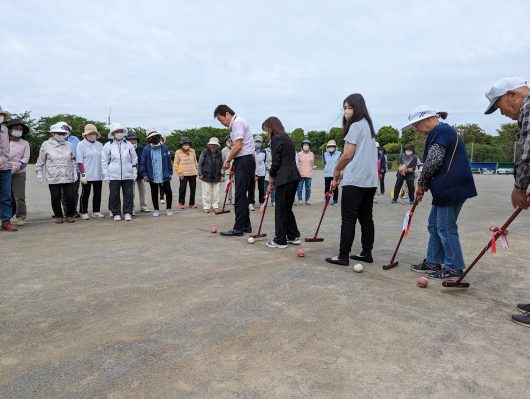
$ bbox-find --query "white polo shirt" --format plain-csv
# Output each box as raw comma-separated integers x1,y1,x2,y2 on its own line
229,115,255,158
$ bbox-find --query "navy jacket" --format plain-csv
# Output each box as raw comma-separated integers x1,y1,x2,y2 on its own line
140,144,173,182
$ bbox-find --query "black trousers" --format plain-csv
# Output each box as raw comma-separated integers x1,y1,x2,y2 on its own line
179,176,196,205
233,154,256,231
339,186,376,260
50,183,75,218
324,177,340,202
80,181,102,214
393,177,415,202
274,181,300,245
248,176,265,205
379,173,385,194
150,181,173,210
61,172,80,214
109,180,134,216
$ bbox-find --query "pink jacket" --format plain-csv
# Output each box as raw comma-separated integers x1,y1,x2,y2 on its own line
9,138,30,174
297,150,314,178
0,125,10,171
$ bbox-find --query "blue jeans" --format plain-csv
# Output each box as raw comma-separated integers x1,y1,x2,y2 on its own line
297,177,312,202
427,201,466,270
265,180,276,203
0,170,12,223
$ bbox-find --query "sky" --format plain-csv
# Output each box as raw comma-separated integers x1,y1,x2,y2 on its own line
1,0,529,136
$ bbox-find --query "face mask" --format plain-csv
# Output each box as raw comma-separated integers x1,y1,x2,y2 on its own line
11,130,23,138
54,134,66,142
405,150,413,156
182,144,190,150
344,109,354,120
328,147,336,153
226,142,231,149
133,143,138,149
114,133,124,140
378,151,383,155
303,145,310,151
255,143,262,149
86,134,97,143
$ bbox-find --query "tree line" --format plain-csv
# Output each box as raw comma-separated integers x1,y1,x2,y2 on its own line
11,111,520,164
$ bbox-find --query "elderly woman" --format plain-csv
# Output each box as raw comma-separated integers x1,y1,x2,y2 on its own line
102,122,138,221
35,123,78,223
198,137,224,213
0,105,17,232
7,120,30,226
406,106,476,279
77,124,105,220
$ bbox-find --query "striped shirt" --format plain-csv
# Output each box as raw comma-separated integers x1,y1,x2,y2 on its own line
515,94,530,191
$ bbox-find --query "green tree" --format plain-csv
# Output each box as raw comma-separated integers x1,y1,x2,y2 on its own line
465,143,504,162
290,128,305,150
167,126,229,157
400,129,418,145
377,125,400,147
453,123,491,145
496,123,520,162
35,114,107,141
327,127,344,150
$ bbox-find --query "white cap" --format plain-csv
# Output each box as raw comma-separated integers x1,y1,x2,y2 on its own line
108,122,128,139
208,137,220,146
375,142,380,148
484,77,528,114
57,121,73,132
254,135,263,142
401,105,437,131
49,122,70,133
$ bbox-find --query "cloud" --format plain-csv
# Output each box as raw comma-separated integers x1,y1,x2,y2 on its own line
1,0,529,135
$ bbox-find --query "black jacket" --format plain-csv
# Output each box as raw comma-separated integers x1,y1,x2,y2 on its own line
134,145,144,180
198,148,223,183
269,133,300,187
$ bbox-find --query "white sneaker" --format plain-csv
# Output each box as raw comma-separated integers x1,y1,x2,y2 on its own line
113,215,121,221
81,213,90,220
298,200,303,206
249,204,255,211
166,209,174,216
266,240,288,249
92,212,105,218
160,198,165,204
153,210,160,217
305,201,311,206
132,210,136,216
140,207,151,213
124,213,132,221
108,210,113,217
287,237,301,245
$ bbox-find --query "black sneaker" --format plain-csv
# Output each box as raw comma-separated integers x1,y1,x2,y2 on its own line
410,259,442,273
426,267,463,280
219,229,244,236
350,251,373,263
516,303,530,313
511,312,530,327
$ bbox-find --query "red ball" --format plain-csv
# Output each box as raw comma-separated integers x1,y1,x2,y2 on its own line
210,227,217,234
296,249,305,257
417,276,428,288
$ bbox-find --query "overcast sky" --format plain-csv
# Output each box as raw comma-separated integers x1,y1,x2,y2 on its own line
1,0,529,135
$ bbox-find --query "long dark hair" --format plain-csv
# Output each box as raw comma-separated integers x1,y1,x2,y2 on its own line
342,93,376,138
262,116,287,138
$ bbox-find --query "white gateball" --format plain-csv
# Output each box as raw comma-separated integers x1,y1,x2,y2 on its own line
353,263,363,273
247,237,255,244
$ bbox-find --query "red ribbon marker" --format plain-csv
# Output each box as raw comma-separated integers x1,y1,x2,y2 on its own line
488,225,509,254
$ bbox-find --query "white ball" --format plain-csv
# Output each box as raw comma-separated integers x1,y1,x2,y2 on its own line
353,263,363,273
247,237,255,244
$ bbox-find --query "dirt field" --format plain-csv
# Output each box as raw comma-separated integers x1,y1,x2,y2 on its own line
1,169,529,398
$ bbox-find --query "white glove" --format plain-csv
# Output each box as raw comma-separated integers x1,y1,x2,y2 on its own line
132,167,138,179
80,173,88,185
36,173,43,184
73,172,79,182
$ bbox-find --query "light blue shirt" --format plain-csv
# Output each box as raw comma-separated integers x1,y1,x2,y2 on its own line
323,150,341,177
341,119,378,188
151,146,163,183
68,135,80,172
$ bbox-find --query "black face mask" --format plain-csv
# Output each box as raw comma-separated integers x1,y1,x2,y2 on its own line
149,137,161,145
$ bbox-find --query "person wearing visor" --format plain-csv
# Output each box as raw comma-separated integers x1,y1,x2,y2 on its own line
405,106,476,279
7,119,30,226
140,128,174,217
484,77,530,327
102,122,138,221
0,105,17,231
35,123,78,223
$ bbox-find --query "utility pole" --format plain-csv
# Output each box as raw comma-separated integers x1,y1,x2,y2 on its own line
513,141,517,163
107,105,112,127
470,142,474,162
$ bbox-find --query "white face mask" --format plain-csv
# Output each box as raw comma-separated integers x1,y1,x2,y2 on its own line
11,130,23,138
54,134,66,142
344,109,354,120
328,147,336,153
182,144,190,150
86,134,97,143
303,145,310,152
405,150,413,156
114,132,124,140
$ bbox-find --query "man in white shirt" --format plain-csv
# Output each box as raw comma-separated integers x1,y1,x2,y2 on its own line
214,105,256,236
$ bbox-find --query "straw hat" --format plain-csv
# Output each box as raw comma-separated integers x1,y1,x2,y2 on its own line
146,128,161,139
82,124,101,139
326,140,337,147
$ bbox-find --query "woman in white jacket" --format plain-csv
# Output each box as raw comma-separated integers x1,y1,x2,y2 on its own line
35,123,78,223
101,123,138,221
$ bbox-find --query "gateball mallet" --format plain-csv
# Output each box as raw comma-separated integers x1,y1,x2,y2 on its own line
305,185,336,243
250,187,272,239
215,170,234,215
383,199,419,270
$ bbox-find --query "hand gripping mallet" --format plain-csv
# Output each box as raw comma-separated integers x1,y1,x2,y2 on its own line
383,199,419,270
215,170,234,215
442,207,524,288
250,188,272,239
305,186,336,242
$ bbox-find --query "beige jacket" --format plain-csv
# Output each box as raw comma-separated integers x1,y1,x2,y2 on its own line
35,137,77,184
